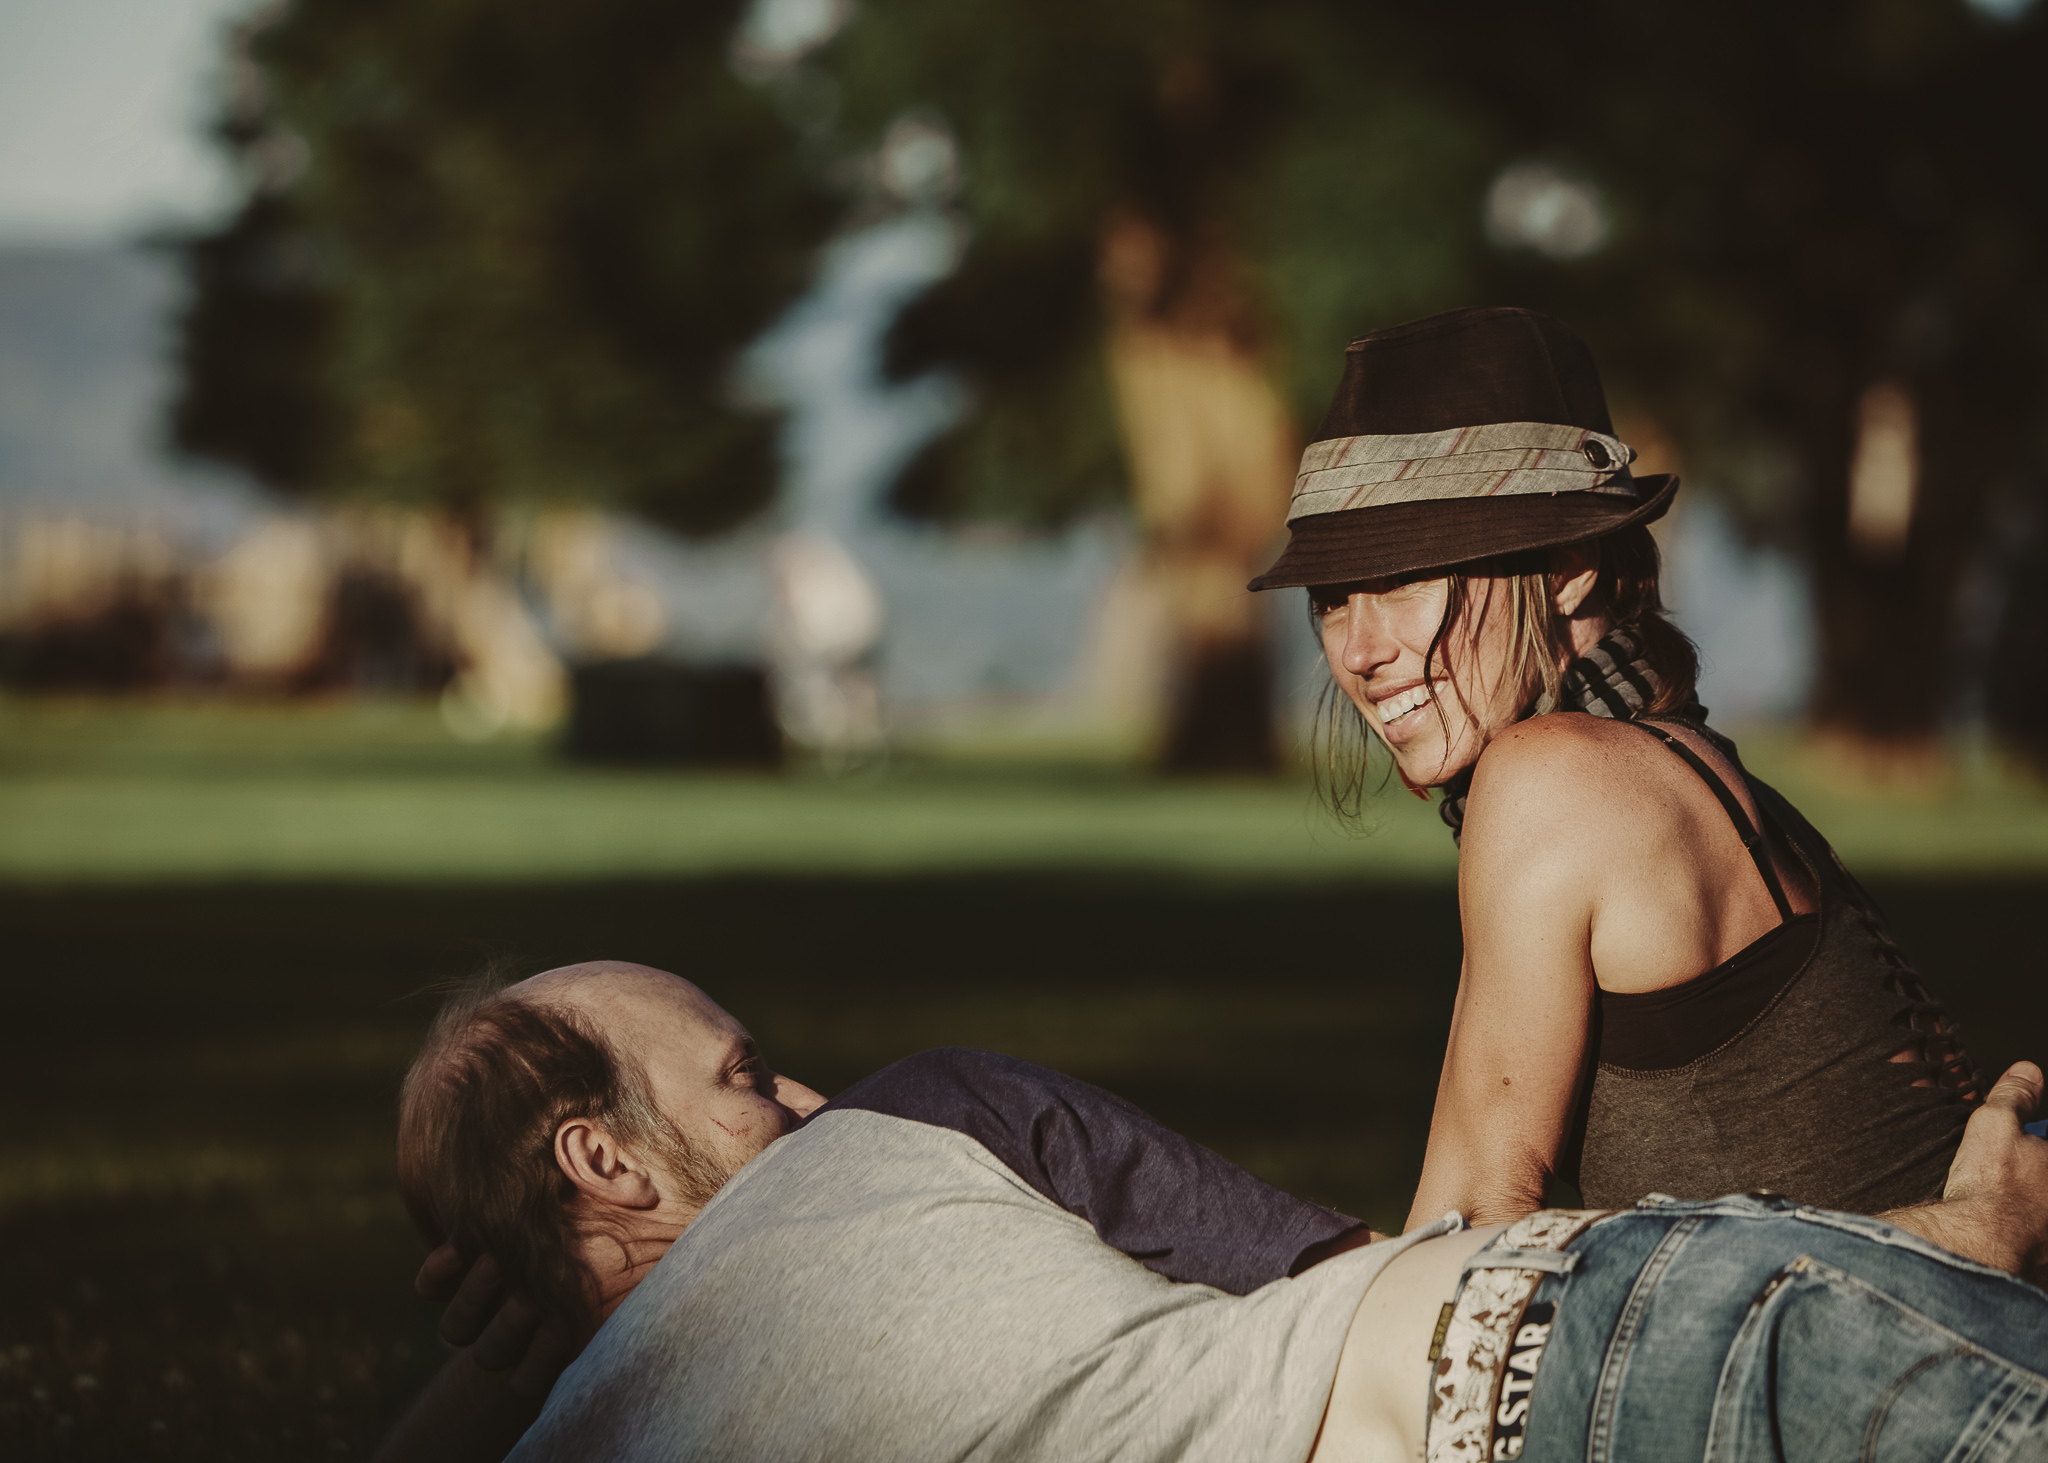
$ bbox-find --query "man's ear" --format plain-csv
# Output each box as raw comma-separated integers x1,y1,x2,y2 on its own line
555,1118,661,1212
1550,544,1601,618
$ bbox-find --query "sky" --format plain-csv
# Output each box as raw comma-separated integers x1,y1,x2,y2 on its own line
0,0,262,545
0,0,255,245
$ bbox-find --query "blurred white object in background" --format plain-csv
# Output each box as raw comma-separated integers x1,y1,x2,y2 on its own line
1484,161,1610,261
201,515,327,679
440,572,567,740
205,506,569,730
0,510,177,623
773,530,882,663
771,530,884,760
354,509,563,734
877,115,960,205
523,509,671,662
731,0,853,73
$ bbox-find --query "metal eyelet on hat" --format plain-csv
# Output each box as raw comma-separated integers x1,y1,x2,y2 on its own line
1583,441,1615,470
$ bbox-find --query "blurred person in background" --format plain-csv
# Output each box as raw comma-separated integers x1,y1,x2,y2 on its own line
379,961,2048,1463
1250,307,1982,1232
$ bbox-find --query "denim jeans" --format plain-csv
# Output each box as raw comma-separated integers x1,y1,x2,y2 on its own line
1512,1195,2048,1462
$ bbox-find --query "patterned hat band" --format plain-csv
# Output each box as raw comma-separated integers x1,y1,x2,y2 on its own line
1285,422,1638,525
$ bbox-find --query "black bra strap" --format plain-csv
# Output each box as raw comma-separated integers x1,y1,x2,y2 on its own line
1626,721,1795,921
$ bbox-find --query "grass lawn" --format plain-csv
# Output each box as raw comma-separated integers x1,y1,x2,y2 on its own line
5,699,2048,1458
0,698,1458,883
6,697,2048,882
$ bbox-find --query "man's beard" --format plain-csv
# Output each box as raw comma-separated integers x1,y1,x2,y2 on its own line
648,1113,743,1211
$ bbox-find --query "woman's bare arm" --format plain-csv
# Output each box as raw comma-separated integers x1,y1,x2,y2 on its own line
1404,723,1608,1230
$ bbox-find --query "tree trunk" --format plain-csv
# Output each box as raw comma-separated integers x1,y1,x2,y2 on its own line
1805,377,1933,751
1805,360,2017,776
1097,212,1295,774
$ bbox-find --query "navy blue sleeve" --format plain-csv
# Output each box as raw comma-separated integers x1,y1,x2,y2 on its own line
814,1048,1363,1295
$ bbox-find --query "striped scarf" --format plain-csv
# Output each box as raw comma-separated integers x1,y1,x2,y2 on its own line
1436,626,1674,840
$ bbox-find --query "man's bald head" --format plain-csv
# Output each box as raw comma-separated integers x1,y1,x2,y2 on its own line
396,962,822,1327
501,962,820,1174
510,962,733,1049
511,958,692,1001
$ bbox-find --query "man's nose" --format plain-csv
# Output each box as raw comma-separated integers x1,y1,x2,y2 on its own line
1336,595,1397,678
776,1075,827,1121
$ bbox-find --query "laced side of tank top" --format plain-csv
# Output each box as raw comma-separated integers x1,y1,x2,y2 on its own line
1442,631,1984,1109
1642,719,1981,1107
1839,887,1983,1105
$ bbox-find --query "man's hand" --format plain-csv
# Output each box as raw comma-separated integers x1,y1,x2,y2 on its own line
417,1245,559,1386
372,1249,584,1463
1878,1062,2048,1282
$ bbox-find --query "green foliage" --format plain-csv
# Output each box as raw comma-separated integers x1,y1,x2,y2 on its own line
883,234,1126,524
1401,0,2048,740
176,0,2048,604
1242,22,1504,426
834,0,1284,524
824,2,1516,524
829,0,2048,551
1428,0,2048,535
175,195,343,493
177,0,837,533
829,0,2048,747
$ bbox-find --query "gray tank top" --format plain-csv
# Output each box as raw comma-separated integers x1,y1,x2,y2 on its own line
1571,717,1980,1213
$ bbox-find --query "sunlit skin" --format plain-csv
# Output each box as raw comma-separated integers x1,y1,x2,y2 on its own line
1315,570,1945,1234
1307,554,1838,1231
1312,553,1607,790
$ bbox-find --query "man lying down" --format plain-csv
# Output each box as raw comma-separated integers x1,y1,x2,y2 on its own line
379,961,2048,1463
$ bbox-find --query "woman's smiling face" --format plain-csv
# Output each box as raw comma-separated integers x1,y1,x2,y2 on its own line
1313,575,1534,788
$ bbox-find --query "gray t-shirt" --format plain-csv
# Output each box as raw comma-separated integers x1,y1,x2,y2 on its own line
509,1109,1444,1463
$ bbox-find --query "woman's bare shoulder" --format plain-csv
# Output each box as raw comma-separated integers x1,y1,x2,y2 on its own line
1462,715,1670,853
1470,712,1657,793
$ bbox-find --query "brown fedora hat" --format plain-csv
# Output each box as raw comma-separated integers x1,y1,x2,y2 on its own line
1249,307,1677,591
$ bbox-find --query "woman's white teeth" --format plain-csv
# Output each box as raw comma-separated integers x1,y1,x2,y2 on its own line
1378,686,1432,724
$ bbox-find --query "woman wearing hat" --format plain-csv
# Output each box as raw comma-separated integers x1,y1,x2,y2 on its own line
1251,307,1981,1228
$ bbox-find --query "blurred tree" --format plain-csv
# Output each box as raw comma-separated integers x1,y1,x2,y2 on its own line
178,0,2048,767
828,2,1498,769
1391,0,2048,761
175,194,341,493
179,0,1502,771
833,0,2048,766
173,0,838,535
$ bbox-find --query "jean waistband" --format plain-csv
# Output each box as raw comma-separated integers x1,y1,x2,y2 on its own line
1423,1209,1617,1463
1450,1191,2040,1463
